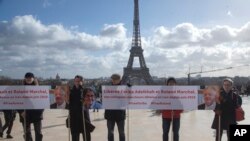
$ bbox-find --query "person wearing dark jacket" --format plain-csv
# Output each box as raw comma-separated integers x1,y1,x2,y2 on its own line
69,75,95,141
0,116,2,138
211,78,239,141
104,74,126,141
82,88,95,141
18,72,44,141
1,110,16,139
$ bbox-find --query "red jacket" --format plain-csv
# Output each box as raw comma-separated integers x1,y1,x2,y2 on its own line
162,110,183,119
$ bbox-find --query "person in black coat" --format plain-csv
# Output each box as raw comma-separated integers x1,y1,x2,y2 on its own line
211,78,239,141
68,75,95,141
18,72,44,141
0,115,2,138
104,74,126,141
1,110,16,139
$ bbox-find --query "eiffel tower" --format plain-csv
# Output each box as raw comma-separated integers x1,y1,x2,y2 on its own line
122,0,154,85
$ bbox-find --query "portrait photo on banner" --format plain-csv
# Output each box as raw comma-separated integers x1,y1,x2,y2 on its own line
49,85,69,109
198,85,220,110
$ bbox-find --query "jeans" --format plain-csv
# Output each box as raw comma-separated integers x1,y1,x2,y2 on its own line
162,118,180,141
22,121,43,141
107,120,125,141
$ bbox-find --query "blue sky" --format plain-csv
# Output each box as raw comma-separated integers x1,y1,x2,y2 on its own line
2,0,249,33
1,0,250,79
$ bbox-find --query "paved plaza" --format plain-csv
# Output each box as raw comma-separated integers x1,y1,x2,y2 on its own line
0,96,249,141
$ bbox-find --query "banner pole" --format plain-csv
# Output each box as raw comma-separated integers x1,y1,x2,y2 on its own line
67,85,71,141
171,110,173,141
127,108,129,141
68,113,70,141
82,107,87,141
218,115,221,141
24,110,27,141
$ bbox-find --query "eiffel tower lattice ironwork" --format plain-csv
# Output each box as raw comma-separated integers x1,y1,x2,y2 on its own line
122,0,154,85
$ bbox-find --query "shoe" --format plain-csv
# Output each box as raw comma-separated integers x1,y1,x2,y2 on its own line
0,132,3,138
6,134,13,139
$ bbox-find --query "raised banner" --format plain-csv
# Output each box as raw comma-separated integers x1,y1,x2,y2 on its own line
197,85,220,110
0,86,50,109
102,85,199,110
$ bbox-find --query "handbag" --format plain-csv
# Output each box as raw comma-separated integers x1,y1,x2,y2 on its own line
235,94,245,121
236,106,245,121
86,122,95,132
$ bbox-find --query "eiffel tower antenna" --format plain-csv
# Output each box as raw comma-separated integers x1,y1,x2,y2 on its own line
122,0,154,85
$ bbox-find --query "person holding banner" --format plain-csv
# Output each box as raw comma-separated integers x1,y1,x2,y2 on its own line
104,74,126,141
18,72,44,141
198,86,218,110
0,116,2,138
81,88,95,141
162,77,183,141
0,110,16,139
50,87,69,109
69,75,95,141
211,78,239,141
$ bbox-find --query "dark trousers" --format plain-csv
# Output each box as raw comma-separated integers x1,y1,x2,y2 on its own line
2,110,16,135
22,121,43,141
215,129,229,141
0,117,2,133
162,118,180,141
107,120,125,141
71,132,90,141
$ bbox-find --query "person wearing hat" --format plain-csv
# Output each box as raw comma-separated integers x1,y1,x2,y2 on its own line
18,72,44,141
104,74,126,141
211,78,241,141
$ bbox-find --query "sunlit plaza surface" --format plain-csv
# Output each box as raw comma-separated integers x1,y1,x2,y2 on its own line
0,96,249,141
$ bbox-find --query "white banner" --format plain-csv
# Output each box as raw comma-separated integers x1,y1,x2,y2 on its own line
0,86,50,109
102,85,199,110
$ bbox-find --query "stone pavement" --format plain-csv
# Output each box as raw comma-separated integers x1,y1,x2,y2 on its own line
0,96,249,141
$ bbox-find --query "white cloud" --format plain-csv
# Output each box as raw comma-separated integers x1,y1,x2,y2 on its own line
43,0,51,8
227,10,233,17
0,15,250,79
100,23,127,38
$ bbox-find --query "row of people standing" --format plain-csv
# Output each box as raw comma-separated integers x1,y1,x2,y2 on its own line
0,72,243,141
161,77,242,141
0,73,96,141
